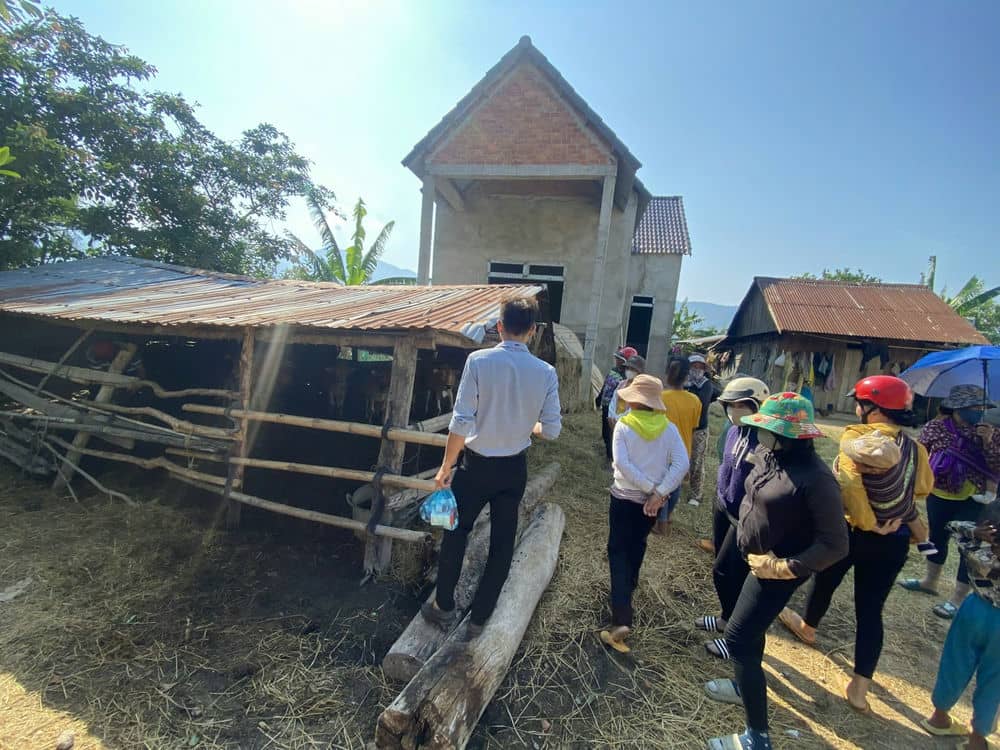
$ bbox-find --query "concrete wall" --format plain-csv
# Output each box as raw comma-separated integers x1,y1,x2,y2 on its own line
625,253,683,377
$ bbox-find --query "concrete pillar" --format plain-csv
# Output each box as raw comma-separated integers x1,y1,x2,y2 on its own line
579,174,617,404
417,174,434,285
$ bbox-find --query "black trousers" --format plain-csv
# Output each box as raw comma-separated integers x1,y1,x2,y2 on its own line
435,451,528,626
607,495,656,626
725,573,806,732
600,404,613,459
803,526,910,678
712,505,749,621
927,494,981,585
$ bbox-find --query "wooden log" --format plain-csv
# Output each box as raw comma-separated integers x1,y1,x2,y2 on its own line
227,328,255,527
412,412,452,434
77,402,234,439
381,461,561,683
33,328,91,395
182,404,448,448
227,456,436,492
0,350,238,399
0,434,53,475
1,413,227,451
171,476,431,544
54,343,137,491
365,338,420,576
376,502,566,750
165,448,226,462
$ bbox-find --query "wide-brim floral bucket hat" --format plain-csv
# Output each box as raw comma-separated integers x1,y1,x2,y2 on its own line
741,391,824,440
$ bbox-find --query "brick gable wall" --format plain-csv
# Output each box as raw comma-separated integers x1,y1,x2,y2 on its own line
428,63,613,166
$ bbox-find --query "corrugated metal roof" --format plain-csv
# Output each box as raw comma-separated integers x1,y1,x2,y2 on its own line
0,258,543,345
632,196,691,255
754,277,988,345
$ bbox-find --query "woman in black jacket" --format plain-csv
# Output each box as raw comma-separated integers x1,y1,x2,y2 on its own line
705,393,849,750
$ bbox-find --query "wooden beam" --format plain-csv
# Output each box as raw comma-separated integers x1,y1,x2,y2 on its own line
434,178,465,212
227,328,255,526
33,328,91,394
53,343,136,491
227,456,436,492
365,337,419,577
182,404,447,448
1,413,226,451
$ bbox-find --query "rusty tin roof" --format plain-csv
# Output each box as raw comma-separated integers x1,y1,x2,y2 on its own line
0,258,542,346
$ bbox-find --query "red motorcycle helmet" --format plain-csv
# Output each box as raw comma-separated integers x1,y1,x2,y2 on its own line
850,375,913,411
615,346,639,362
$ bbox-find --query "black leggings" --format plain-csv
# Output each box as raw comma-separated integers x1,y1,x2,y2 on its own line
607,496,656,626
712,506,749,621
600,405,613,459
725,574,805,732
927,494,981,585
436,451,528,625
803,527,909,678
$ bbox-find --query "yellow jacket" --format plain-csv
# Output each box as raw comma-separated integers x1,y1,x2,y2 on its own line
836,422,934,531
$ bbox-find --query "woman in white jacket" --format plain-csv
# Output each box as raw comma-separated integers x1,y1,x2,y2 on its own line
602,374,690,653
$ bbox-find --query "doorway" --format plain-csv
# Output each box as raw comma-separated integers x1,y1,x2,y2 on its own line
626,295,654,358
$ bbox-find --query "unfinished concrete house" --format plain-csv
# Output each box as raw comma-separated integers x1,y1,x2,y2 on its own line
403,36,691,400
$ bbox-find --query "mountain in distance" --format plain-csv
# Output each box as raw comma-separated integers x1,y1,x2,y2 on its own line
679,300,739,331
371,260,416,281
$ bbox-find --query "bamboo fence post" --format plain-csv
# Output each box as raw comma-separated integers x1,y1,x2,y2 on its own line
53,342,137,492
33,328,91,395
365,338,419,578
227,328,255,527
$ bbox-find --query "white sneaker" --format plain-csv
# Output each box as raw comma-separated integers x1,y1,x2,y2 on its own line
688,498,700,507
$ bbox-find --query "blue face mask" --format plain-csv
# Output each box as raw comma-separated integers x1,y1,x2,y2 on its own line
957,407,984,425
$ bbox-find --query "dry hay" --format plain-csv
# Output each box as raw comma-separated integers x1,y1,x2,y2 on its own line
0,408,992,749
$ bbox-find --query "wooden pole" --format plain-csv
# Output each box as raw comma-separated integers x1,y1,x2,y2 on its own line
0,350,238,399
32,328,91,395
53,343,137,491
182,404,448,448
365,338,420,577
382,462,561,683
227,328,255,527
375,503,566,750
227,456,436,491
0,412,227,451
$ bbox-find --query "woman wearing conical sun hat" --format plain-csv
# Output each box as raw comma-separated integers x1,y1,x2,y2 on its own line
601,374,689,654
704,392,848,750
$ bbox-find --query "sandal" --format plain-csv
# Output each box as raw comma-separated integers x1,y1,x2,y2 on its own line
844,688,871,715
920,716,969,737
777,608,817,646
600,626,631,654
933,601,959,620
897,578,939,596
697,538,715,554
705,678,743,705
696,615,724,633
704,638,732,661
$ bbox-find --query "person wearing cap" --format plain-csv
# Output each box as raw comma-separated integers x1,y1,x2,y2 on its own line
685,353,714,507
704,393,848,750
899,384,1000,619
601,374,689,654
652,355,702,534
695,377,769,653
607,354,646,427
596,347,635,463
777,375,935,713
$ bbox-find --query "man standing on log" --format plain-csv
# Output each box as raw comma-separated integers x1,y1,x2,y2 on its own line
423,296,562,636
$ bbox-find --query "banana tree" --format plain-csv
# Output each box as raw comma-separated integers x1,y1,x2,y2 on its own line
924,256,1000,316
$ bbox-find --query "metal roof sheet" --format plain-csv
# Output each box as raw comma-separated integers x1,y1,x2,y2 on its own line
754,277,989,345
632,196,691,255
0,258,543,345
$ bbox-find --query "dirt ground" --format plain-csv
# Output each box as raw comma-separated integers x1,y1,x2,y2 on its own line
0,408,991,749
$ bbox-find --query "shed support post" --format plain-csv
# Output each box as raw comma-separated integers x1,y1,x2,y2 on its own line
53,342,137,492
228,328,256,527
364,338,419,577
580,174,617,405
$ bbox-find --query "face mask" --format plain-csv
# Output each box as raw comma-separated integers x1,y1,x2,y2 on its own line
726,404,755,426
757,430,779,451
957,408,984,425
625,369,638,381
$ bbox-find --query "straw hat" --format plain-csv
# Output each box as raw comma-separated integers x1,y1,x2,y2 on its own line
616,374,667,411
741,391,824,440
942,385,995,410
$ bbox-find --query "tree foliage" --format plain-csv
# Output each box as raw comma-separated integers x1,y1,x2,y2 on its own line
0,13,332,276
795,267,883,283
671,299,721,342
286,194,412,285
924,257,1000,343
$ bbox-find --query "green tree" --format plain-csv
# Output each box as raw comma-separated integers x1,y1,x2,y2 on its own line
0,13,332,275
0,0,40,31
671,299,721,342
795,268,883,283
923,256,1000,343
0,145,18,179
286,194,412,285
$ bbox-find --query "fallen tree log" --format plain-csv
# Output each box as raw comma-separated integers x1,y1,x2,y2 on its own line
381,461,561,683
376,502,565,750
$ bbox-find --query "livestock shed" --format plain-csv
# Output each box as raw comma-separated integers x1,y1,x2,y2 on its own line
717,277,989,414
0,257,554,577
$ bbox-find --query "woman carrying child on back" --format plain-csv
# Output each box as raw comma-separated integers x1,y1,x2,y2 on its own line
778,376,934,714
601,374,689,653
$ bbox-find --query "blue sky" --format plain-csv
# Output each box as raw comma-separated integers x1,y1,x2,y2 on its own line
53,0,998,304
